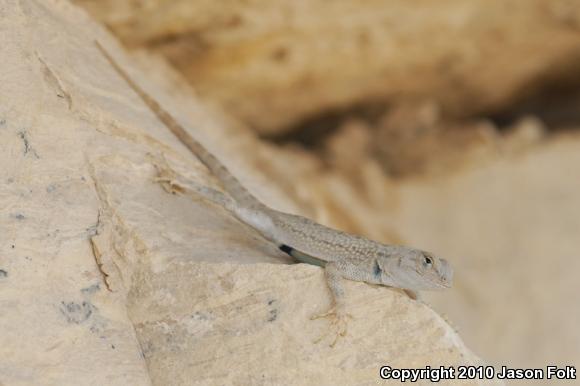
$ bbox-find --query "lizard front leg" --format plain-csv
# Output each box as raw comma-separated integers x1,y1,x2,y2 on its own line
311,260,357,346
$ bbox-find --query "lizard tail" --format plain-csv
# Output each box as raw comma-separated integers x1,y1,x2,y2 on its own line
96,41,266,210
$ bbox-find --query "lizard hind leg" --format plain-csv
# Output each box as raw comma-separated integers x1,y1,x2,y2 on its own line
151,153,235,210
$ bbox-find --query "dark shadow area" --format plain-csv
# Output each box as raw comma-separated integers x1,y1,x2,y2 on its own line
264,99,389,149
489,53,580,131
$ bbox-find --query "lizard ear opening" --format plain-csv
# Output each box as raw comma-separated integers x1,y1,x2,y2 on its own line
373,259,384,280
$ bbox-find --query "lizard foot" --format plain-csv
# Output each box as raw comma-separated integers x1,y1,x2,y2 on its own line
149,153,186,195
154,175,185,195
311,307,353,347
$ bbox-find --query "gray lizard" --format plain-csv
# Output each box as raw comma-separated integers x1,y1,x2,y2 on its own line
96,42,453,345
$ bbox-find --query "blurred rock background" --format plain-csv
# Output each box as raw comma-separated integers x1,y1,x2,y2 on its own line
73,0,580,376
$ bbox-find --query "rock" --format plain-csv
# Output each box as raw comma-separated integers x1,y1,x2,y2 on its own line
73,0,580,135
0,0,491,385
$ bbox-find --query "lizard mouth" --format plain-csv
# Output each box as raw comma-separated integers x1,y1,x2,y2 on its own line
438,276,452,289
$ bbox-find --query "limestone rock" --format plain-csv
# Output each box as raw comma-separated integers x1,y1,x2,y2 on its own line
73,0,580,134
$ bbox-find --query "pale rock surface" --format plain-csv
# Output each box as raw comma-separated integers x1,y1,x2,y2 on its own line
0,0,493,385
73,0,580,134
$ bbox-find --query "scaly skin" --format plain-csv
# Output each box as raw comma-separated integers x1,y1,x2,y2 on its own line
96,41,453,346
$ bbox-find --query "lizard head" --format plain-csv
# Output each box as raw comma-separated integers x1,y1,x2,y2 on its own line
376,246,453,290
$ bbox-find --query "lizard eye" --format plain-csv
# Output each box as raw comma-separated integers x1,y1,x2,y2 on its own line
423,255,433,267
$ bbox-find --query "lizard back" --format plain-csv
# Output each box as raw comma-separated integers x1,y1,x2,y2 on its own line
268,210,382,263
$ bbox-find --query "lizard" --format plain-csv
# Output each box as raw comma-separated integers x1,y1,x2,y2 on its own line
95,42,453,345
